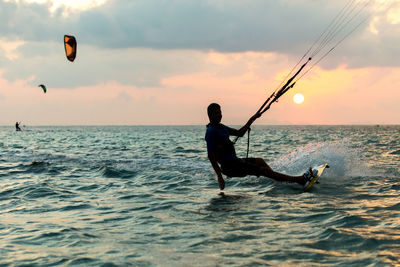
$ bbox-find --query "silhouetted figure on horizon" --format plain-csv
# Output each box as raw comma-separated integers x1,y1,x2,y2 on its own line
15,122,22,131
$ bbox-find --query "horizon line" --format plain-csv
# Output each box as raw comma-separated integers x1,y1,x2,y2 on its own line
1,123,399,127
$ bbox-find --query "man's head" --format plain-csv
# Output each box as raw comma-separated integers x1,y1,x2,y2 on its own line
207,103,222,124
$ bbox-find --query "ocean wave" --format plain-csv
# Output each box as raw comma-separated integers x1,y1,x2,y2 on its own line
389,149,400,155
97,164,138,179
1,125,399,266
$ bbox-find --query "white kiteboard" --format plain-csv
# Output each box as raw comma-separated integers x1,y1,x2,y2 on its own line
303,163,329,191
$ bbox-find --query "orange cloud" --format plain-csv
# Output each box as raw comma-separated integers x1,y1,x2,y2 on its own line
1,50,400,125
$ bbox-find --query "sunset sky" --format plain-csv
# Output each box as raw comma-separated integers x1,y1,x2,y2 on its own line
0,0,399,125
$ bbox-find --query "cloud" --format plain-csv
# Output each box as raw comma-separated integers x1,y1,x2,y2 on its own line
1,0,399,66
0,0,399,95
1,52,400,126
1,41,209,87
0,38,25,60
74,0,353,54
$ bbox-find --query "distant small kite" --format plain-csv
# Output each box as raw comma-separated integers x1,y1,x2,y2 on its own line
38,84,47,93
64,35,77,62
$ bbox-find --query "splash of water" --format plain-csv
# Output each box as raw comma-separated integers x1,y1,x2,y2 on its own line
271,139,378,179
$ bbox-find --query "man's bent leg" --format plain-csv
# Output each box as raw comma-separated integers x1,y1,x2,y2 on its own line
260,163,306,185
254,158,268,167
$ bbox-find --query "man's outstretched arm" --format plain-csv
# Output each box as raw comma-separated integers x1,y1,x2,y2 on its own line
229,112,261,137
208,152,225,190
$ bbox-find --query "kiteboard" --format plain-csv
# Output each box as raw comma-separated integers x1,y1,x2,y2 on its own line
303,163,329,191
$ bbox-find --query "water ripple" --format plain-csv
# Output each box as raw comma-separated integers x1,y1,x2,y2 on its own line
0,125,399,266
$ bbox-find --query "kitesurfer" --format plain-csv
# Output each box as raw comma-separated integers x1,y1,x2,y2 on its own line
15,122,22,131
205,103,315,190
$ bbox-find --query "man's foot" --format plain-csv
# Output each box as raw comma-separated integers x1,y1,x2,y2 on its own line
303,167,318,189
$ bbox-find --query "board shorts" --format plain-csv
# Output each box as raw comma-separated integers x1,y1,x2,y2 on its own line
220,158,262,177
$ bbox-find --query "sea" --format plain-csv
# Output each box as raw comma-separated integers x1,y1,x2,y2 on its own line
0,125,399,266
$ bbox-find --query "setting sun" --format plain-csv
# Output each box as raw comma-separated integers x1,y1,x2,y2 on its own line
293,93,305,104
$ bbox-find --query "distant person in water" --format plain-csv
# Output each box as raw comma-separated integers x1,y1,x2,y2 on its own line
205,103,315,190
15,122,22,131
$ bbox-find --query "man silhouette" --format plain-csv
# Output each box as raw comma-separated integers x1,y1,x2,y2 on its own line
205,103,315,190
